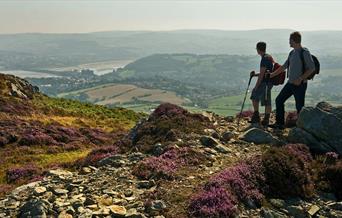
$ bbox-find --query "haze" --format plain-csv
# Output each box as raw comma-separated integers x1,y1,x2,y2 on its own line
1,0,341,34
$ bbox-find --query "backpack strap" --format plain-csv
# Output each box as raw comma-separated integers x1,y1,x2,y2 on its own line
287,50,294,78
300,48,306,74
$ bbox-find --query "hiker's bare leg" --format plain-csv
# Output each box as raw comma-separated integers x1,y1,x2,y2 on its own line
265,105,272,114
251,100,260,123
252,100,259,112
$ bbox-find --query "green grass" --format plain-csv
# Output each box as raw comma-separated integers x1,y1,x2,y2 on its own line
0,146,91,184
32,95,144,131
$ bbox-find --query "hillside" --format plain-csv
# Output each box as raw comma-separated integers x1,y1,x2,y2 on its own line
31,53,342,116
2,29,342,70
0,75,341,217
0,73,143,196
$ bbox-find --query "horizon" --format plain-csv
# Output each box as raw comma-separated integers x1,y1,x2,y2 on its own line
2,28,342,35
1,0,342,34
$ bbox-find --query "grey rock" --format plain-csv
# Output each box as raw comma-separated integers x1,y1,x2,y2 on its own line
329,202,342,211
214,144,231,154
240,128,279,144
296,102,342,155
19,199,48,218
151,200,166,211
125,208,147,218
108,205,127,216
48,169,73,177
151,143,165,156
211,131,220,139
124,189,134,197
287,205,306,218
137,180,156,189
81,167,92,174
84,197,96,206
53,188,69,195
221,131,234,142
260,208,287,218
329,211,342,218
288,127,333,153
269,199,286,208
128,152,146,162
307,205,320,216
224,116,234,122
98,154,126,167
200,136,220,147
34,187,47,196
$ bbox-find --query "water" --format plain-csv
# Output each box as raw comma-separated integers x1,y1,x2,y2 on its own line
1,70,60,78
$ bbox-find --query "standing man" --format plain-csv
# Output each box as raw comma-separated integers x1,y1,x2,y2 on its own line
250,42,274,126
269,31,315,129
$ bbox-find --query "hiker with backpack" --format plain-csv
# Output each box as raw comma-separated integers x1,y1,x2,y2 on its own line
249,42,274,126
269,31,318,130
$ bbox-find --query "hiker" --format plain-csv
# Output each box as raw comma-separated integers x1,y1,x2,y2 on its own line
269,31,316,129
249,41,274,126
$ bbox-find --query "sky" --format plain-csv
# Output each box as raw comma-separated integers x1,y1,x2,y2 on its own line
0,0,341,34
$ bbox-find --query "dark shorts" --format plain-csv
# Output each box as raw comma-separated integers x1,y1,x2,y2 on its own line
250,82,273,106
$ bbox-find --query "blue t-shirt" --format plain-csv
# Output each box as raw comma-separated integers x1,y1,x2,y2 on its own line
260,54,273,73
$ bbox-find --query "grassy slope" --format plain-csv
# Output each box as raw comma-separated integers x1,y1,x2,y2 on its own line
0,94,144,195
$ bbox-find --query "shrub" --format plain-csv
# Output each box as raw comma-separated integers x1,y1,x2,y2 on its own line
150,103,188,119
131,103,212,153
205,162,264,206
188,186,237,218
262,146,314,198
19,129,56,146
79,145,119,166
133,147,206,180
285,111,298,128
6,164,41,183
285,144,313,163
325,160,342,200
236,110,253,119
325,152,339,165
0,136,8,147
80,128,111,145
0,184,13,197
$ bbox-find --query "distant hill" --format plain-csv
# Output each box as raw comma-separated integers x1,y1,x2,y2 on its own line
1,29,342,69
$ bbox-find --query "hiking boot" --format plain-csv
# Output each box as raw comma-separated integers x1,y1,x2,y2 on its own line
261,114,270,127
250,111,260,124
269,123,285,130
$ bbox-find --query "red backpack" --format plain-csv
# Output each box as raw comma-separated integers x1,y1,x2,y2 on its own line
269,57,286,86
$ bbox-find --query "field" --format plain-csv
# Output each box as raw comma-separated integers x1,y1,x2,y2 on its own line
60,83,190,106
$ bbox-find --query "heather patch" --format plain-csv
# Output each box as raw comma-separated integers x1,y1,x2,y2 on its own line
188,144,316,216
188,186,238,218
236,110,254,119
6,164,41,184
75,145,120,167
325,160,342,200
203,158,265,209
130,103,212,153
133,147,207,180
262,145,314,199
285,111,298,128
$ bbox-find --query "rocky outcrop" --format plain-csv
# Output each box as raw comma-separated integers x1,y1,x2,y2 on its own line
288,102,342,154
0,73,39,99
240,128,280,145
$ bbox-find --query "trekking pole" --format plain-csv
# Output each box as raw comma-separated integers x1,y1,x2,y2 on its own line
237,71,254,131
265,70,271,102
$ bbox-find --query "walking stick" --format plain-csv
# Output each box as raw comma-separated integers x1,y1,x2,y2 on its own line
237,72,254,131
265,70,271,102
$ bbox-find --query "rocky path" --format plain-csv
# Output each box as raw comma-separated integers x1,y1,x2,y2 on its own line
1,109,341,218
